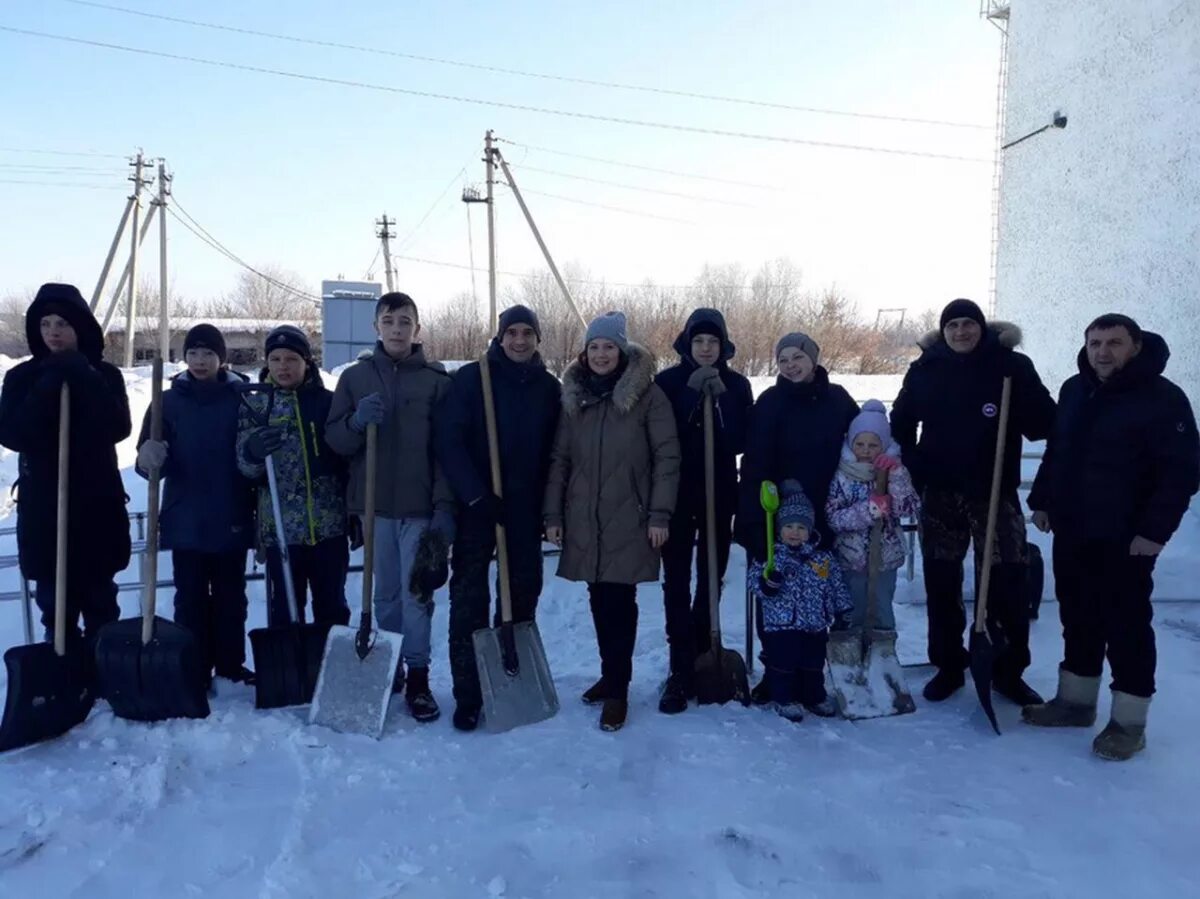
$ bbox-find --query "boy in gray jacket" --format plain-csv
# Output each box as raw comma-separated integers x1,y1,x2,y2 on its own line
326,292,456,722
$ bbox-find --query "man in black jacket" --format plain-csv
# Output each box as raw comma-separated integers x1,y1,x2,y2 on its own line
892,298,1056,705
435,305,561,731
1025,314,1198,761
653,308,754,714
0,283,131,647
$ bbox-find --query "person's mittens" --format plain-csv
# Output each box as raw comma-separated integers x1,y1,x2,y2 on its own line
137,439,169,472
760,570,783,597
351,392,387,432
409,528,450,602
246,426,285,462
686,365,727,398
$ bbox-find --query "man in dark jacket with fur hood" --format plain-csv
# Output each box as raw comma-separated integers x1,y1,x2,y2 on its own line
892,298,1056,706
0,283,131,645
653,308,754,714
435,305,561,731
1025,314,1198,761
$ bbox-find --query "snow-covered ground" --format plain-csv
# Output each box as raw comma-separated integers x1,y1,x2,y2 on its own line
1,365,1197,898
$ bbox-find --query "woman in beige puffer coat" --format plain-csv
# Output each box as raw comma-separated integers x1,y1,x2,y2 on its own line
544,312,680,731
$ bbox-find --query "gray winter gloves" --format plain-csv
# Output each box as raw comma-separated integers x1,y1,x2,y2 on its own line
687,365,727,397
351,392,386,432
245,426,285,462
137,439,168,472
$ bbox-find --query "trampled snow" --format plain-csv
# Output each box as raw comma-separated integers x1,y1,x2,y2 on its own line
0,365,1197,898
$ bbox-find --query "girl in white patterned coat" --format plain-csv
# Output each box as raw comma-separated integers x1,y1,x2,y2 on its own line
824,400,920,631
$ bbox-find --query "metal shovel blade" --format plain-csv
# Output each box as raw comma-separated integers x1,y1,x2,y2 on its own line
473,620,559,734
829,629,916,720
0,643,95,752
969,628,1001,735
695,645,750,707
94,616,210,722
249,622,331,710
309,625,402,739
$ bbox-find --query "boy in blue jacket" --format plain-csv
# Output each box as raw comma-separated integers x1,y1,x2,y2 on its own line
748,480,852,722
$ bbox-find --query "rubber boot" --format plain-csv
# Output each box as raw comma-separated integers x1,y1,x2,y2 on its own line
1022,669,1100,727
1093,691,1150,761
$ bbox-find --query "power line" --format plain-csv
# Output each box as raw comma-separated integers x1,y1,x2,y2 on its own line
0,145,126,159
500,140,779,190
0,177,125,190
393,165,469,253
509,163,754,207
0,162,124,174
363,245,381,279
0,26,992,162
63,0,991,130
504,185,697,224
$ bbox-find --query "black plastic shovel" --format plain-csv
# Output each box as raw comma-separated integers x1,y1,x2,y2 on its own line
0,383,97,751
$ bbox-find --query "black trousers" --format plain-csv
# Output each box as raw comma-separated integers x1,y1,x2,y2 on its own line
661,506,732,680
1053,537,1157,697
172,549,249,675
265,537,351,627
920,488,1031,681
762,630,827,705
588,582,639,697
448,509,544,710
35,568,120,645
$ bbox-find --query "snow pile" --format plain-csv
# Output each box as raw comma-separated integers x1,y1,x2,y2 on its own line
0,366,1197,896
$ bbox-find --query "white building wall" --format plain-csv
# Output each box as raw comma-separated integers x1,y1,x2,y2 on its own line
995,0,1200,410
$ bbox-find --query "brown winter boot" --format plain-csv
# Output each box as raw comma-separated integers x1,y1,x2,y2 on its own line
405,666,440,723
1022,669,1100,728
600,697,628,732
581,678,609,705
1092,691,1150,761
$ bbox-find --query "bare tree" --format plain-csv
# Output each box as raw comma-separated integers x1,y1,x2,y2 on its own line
0,289,34,357
210,266,319,327
422,292,491,362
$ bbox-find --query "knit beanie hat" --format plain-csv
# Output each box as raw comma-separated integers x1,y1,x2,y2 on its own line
775,332,820,367
264,324,312,361
583,311,628,352
847,399,891,448
777,479,815,531
940,298,987,331
183,323,227,363
497,304,542,341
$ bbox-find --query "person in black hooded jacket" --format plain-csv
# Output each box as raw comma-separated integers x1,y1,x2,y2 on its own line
891,298,1056,707
0,283,131,645
135,324,256,686
434,305,561,732
652,308,754,714
1024,314,1198,761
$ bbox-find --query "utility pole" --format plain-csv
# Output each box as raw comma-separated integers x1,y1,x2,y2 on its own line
376,213,396,293
91,195,136,312
155,160,171,360
484,130,497,330
123,150,151,368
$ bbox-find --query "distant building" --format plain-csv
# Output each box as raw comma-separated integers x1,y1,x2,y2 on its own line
105,318,321,371
991,0,1199,410
322,280,383,369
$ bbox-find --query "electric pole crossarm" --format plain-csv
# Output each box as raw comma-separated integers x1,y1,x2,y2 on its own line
494,149,585,328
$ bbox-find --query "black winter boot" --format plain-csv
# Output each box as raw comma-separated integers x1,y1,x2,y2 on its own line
216,665,257,686
994,676,1044,708
923,668,965,702
405,666,440,723
750,679,772,706
452,704,481,732
581,678,610,705
658,673,690,715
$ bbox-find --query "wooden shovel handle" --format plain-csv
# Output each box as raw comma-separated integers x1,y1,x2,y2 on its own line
479,352,513,625
54,382,69,657
703,395,721,650
361,423,377,616
975,377,1013,633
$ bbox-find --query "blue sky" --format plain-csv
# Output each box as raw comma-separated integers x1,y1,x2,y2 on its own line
0,1,1002,321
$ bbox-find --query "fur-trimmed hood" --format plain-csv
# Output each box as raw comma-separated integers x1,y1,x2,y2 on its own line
561,342,656,416
918,321,1022,352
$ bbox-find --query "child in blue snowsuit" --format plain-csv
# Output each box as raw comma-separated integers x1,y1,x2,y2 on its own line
748,480,853,722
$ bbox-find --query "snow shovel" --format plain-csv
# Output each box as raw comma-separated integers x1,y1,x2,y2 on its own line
695,395,750,707
970,376,1013,736
95,357,209,722
0,383,97,751
310,424,401,738
473,350,559,733
249,454,330,709
827,469,916,719
751,480,781,676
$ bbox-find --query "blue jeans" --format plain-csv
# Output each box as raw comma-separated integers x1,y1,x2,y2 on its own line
844,567,898,630
374,517,432,668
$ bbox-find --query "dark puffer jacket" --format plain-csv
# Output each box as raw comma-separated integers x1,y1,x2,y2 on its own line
136,369,255,553
0,284,131,579
654,309,754,517
1029,332,1199,546
891,323,1056,499
736,367,859,556
435,340,561,527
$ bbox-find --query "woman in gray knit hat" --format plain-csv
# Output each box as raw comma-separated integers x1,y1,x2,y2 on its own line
543,312,681,732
